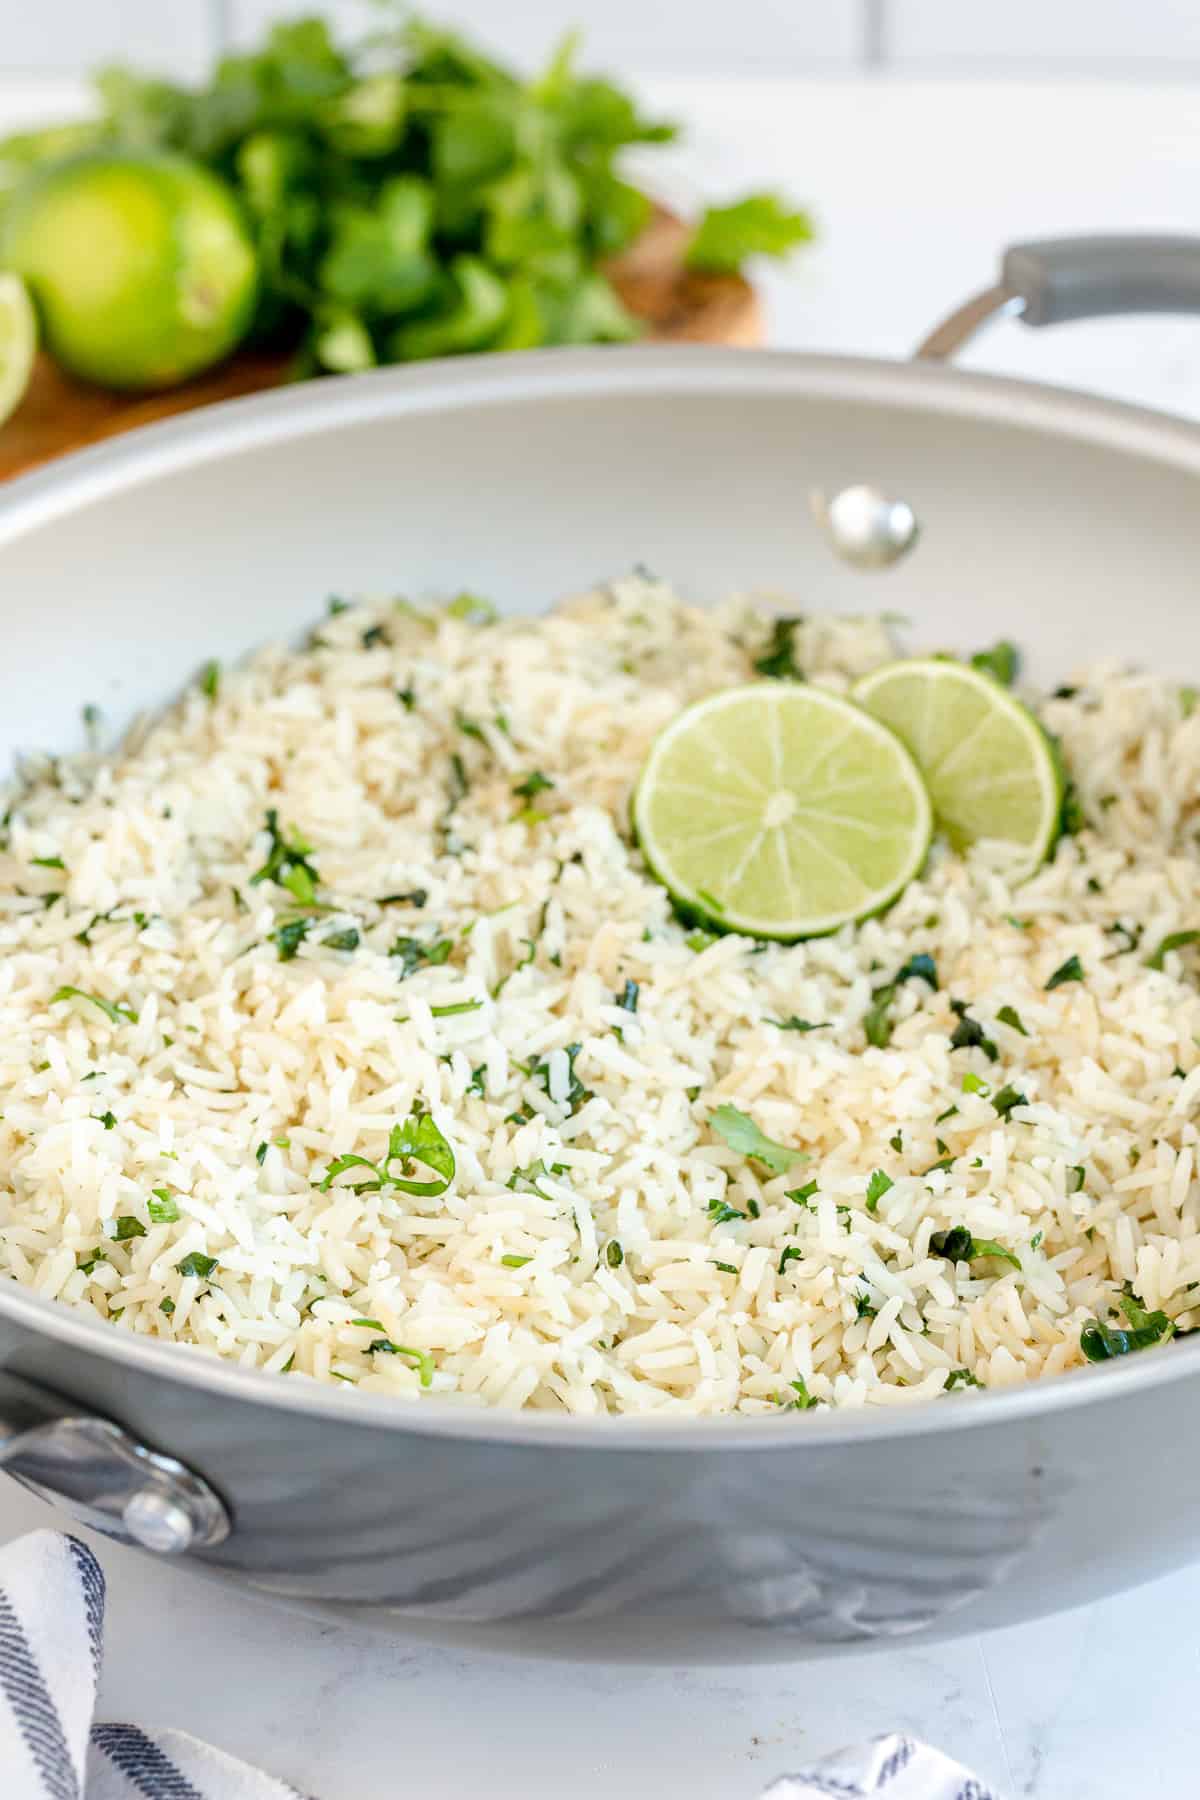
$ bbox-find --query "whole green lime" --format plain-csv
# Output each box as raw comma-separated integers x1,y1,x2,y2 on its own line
0,150,257,390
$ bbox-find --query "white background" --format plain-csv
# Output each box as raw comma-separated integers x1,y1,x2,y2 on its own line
11,0,1200,77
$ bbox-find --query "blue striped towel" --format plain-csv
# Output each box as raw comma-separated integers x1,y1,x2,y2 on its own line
0,1529,1002,1799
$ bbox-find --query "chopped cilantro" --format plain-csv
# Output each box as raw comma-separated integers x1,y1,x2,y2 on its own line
863,985,896,1048
930,1227,1020,1269
321,1108,455,1197
250,809,321,906
111,1215,146,1241
378,888,427,907
255,1142,269,1165
159,1297,176,1317
1146,930,1200,972
368,1340,435,1386
961,1071,990,1097
889,1131,903,1153
1181,686,1199,719
945,1368,982,1390
865,1169,893,1212
362,623,390,649
778,1374,818,1410
51,986,138,1026
199,659,220,699
934,1105,958,1124
1045,954,1085,991
615,979,639,1013
175,1251,218,1280
501,1254,532,1268
995,1005,1028,1037
513,771,555,803
969,641,1019,686
895,952,938,989
707,1198,747,1224
769,1016,828,1033
445,593,497,626
686,928,718,952
1067,1166,1086,1194
77,1249,106,1275
390,935,453,977
992,1084,1029,1119
533,1043,592,1114
466,1065,487,1098
854,1290,877,1320
709,1103,799,1175
93,1110,117,1130
147,1189,179,1223
1080,1291,1174,1361
396,685,417,711
788,1180,819,1207
948,1000,998,1061
272,918,311,961
752,615,805,680
31,854,64,869
1030,1230,1044,1250
323,927,360,952
429,998,484,1018
605,1240,624,1268
714,1260,738,1275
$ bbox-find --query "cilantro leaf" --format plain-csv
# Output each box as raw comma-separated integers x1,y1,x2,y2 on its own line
709,1104,799,1175
687,193,814,275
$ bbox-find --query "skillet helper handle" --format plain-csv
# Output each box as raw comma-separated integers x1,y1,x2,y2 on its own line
0,1372,230,1553
917,233,1200,360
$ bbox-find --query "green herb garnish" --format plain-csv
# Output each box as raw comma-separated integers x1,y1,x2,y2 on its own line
319,1108,455,1197
752,614,805,681
788,1181,818,1207
865,1169,893,1213
430,999,483,1018
1045,955,1085,991
250,809,321,906
778,1245,805,1275
51,986,137,1025
176,1251,218,1280
707,1198,747,1225
969,641,1019,686
709,1103,798,1175
31,854,64,869
606,1240,624,1268
368,1340,435,1387
995,1005,1028,1037
199,659,220,700
93,1110,117,1130
111,1215,146,1241
945,1368,982,1390
159,1296,176,1316
323,927,360,952
688,195,813,276
501,1254,532,1268
1146,930,1200,971
992,1084,1029,1119
895,952,938,989
930,1227,1020,1269
777,1373,819,1410
390,935,453,977
948,1000,998,1061
615,979,639,1013
769,1017,828,1033
1080,1292,1174,1361
146,1188,179,1223
272,918,311,961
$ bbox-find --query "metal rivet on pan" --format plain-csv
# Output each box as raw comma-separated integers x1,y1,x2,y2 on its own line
121,1490,197,1554
810,484,920,569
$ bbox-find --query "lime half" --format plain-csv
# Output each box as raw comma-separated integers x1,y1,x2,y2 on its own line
0,272,36,426
852,658,1061,871
633,683,933,938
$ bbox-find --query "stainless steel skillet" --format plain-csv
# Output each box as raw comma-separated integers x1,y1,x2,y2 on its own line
2,235,1200,1663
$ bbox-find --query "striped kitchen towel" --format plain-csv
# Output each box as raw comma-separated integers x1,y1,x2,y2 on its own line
0,1528,1003,1799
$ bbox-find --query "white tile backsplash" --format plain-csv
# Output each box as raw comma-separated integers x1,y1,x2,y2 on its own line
887,0,1200,68
228,0,861,74
6,0,1200,80
2,0,215,77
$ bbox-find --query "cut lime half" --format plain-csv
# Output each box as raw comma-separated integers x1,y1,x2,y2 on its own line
0,272,36,427
852,657,1061,872
633,682,933,938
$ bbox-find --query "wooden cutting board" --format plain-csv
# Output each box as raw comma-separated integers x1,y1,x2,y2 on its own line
0,205,762,482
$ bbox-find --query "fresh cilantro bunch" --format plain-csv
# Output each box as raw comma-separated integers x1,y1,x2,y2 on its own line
73,12,810,373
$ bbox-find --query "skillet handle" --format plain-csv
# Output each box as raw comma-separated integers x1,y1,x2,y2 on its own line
0,1372,230,1553
917,233,1200,359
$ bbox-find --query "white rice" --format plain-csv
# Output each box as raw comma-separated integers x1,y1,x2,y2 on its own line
2,574,1199,1415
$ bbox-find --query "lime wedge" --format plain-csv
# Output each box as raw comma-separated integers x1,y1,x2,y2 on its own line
633,683,933,938
852,658,1061,871
0,272,36,427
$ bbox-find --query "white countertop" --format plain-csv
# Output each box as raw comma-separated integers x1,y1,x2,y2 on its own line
5,72,1200,1798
